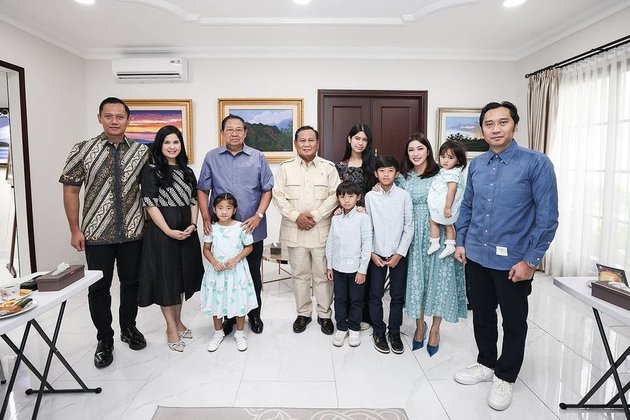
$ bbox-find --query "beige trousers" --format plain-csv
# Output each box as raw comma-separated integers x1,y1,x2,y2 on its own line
287,246,332,318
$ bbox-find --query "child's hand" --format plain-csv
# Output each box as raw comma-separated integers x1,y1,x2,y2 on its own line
385,254,402,268
443,207,452,218
327,269,333,281
371,253,386,267
355,273,366,284
224,257,239,270
212,261,225,272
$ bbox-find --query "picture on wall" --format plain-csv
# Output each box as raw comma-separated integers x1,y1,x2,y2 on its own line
124,99,194,162
0,108,9,167
218,98,303,163
437,107,488,158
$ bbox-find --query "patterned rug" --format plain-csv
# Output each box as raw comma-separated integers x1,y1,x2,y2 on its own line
152,406,408,419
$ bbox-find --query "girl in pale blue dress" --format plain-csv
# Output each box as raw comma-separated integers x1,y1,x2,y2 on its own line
396,134,467,357
201,193,258,352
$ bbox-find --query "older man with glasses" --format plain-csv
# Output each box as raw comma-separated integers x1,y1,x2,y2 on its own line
197,114,274,336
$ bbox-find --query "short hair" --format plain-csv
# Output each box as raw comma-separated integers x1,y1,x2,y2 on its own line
221,114,247,131
479,101,520,127
374,155,400,172
438,140,467,169
336,180,362,197
99,97,130,117
294,125,319,141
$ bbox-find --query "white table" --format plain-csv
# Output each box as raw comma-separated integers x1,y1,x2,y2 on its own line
554,276,630,417
0,270,103,419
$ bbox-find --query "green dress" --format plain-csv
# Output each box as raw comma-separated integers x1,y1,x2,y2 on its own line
396,173,467,322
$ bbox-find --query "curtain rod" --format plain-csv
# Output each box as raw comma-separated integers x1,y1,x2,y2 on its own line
524,34,630,79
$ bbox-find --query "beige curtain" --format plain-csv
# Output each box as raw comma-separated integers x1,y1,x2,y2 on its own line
527,68,560,153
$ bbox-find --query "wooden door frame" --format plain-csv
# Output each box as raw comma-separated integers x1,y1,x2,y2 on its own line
317,89,428,158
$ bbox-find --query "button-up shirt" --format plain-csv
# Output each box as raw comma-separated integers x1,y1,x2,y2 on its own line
456,140,559,270
197,144,274,243
325,207,373,274
272,156,341,248
59,132,150,245
365,184,414,258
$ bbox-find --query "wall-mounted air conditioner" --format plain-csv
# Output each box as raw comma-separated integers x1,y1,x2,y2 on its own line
112,57,188,82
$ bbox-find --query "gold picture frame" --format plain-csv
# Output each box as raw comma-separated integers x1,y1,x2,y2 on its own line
437,107,487,158
124,99,195,162
218,98,303,163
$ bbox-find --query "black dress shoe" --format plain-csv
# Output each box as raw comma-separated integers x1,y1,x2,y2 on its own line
223,317,235,336
249,316,264,334
120,326,147,350
388,332,404,354
317,317,334,335
292,315,312,333
94,338,114,368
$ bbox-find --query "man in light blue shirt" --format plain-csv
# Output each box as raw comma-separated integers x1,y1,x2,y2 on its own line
197,115,274,335
454,101,558,411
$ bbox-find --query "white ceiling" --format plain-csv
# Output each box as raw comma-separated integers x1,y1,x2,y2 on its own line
1,0,629,60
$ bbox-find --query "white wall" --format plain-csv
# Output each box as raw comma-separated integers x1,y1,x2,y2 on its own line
85,57,518,241
0,21,86,271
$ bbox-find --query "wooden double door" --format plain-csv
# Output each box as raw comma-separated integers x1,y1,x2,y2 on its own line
317,89,428,164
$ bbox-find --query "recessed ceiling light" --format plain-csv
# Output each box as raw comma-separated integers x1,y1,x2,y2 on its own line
502,0,526,7
75,0,95,5
293,0,311,4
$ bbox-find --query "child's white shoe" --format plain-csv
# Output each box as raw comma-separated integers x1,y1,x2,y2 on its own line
333,330,348,347
427,237,441,255
348,330,361,347
207,330,224,352
234,330,248,351
439,240,456,259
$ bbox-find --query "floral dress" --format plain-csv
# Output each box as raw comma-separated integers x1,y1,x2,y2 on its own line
200,222,258,318
396,174,467,322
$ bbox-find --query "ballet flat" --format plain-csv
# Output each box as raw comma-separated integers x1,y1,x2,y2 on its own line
178,329,193,339
168,340,185,352
412,321,428,351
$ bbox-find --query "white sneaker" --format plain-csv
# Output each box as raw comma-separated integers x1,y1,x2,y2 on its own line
439,240,456,259
454,363,494,385
427,238,440,255
360,322,373,334
488,376,513,411
234,330,248,351
348,330,361,347
333,330,348,347
207,330,225,352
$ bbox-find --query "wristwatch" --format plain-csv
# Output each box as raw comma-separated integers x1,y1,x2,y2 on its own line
256,212,264,219
524,260,539,270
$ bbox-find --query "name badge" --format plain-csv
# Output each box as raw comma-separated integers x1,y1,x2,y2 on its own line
496,246,508,256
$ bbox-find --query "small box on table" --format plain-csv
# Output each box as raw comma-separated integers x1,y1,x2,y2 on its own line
269,242,282,255
37,265,85,292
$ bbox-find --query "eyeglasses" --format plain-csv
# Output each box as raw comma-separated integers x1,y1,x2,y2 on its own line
224,128,245,135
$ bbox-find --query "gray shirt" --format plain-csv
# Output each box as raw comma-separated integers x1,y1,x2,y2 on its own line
365,184,414,258
325,207,373,274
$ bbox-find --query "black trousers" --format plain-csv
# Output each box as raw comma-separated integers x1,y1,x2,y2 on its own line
333,270,365,332
246,240,264,319
467,259,532,383
85,240,142,341
368,255,407,336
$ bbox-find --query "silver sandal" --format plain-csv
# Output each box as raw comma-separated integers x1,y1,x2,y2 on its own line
168,340,185,352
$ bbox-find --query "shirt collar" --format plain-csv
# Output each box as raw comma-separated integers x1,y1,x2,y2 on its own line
342,206,358,219
380,184,398,195
98,132,132,149
298,156,318,167
484,139,518,165
218,144,252,156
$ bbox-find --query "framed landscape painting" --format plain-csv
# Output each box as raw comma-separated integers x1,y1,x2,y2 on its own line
437,107,488,158
218,98,303,163
124,99,194,162
0,109,9,167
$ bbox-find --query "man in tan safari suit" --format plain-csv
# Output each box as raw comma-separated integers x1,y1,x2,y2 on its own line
272,125,341,335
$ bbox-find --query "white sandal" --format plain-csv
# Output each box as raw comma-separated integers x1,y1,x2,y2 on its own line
168,340,185,352
178,329,193,340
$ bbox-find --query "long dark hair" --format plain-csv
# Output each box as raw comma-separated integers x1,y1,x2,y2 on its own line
211,193,238,224
400,133,439,179
152,125,195,189
342,123,377,192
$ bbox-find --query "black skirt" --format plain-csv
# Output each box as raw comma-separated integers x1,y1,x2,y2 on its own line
139,206,204,307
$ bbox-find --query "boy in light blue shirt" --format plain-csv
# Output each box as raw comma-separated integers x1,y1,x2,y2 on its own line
326,181,372,347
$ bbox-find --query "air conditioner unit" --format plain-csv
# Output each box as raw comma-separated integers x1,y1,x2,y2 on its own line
112,57,188,82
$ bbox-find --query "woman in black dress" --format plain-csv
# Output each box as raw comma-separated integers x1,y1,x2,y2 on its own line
334,123,377,205
139,125,203,352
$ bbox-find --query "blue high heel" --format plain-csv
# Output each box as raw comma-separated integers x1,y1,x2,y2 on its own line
412,321,427,351
427,331,440,357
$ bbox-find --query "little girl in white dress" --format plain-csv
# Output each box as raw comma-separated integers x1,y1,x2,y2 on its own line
200,193,258,352
427,141,467,259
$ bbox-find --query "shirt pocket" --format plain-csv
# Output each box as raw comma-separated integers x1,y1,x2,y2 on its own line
285,183,302,200
314,183,330,199
498,182,527,207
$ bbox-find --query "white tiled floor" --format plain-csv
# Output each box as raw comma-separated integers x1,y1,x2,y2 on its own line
1,267,630,419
